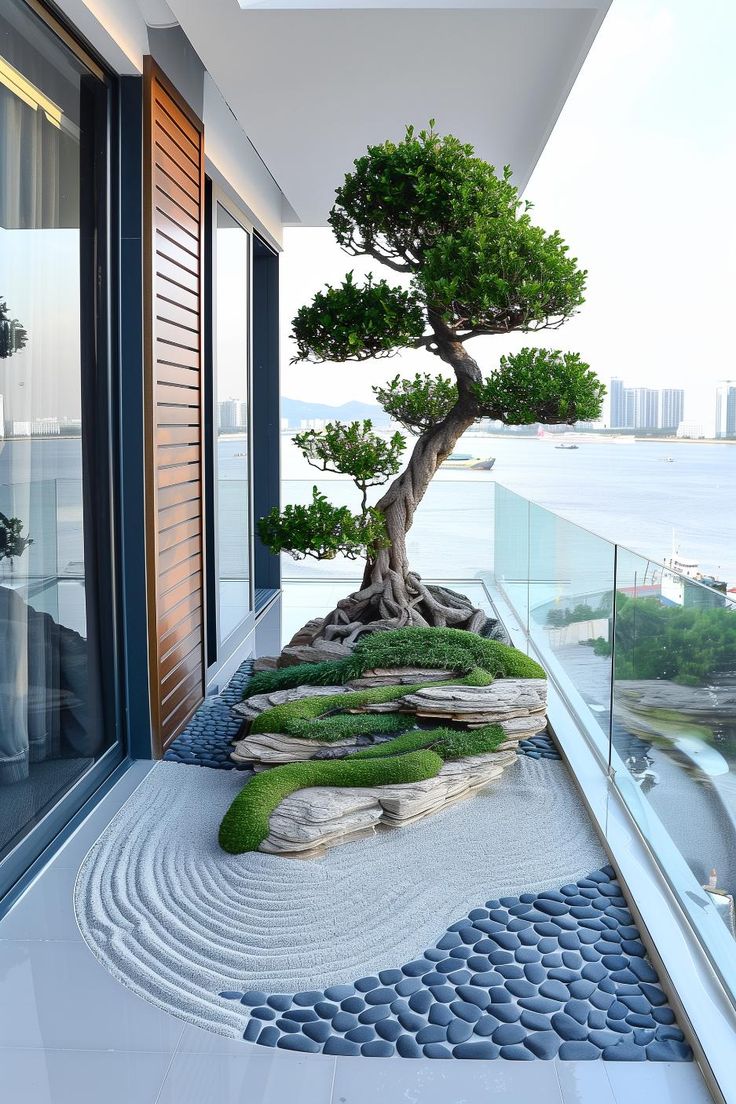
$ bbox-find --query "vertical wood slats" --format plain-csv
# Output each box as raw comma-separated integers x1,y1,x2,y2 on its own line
143,58,206,754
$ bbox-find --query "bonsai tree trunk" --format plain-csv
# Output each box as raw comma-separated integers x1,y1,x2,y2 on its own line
318,328,488,644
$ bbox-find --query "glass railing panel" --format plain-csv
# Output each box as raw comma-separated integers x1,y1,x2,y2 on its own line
280,478,494,584
493,482,529,634
612,546,736,993
527,502,615,750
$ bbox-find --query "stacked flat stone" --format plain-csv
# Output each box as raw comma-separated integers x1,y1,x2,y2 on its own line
229,671,548,854
259,750,516,854
231,674,548,769
219,866,691,1062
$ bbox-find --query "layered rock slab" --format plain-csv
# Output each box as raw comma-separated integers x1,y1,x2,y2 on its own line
260,750,516,854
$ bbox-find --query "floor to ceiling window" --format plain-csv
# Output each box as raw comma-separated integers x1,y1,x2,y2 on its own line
213,200,252,648
0,0,118,883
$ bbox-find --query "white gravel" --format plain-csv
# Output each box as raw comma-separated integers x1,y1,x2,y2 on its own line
74,757,605,1037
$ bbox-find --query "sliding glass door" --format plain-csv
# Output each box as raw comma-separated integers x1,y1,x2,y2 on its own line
0,0,119,889
212,199,253,651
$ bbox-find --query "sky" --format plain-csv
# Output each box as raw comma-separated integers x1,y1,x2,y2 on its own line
280,0,736,434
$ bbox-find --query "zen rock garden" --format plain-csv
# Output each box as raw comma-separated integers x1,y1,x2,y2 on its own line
217,625,548,856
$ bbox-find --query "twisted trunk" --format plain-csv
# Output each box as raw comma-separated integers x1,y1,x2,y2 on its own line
315,324,488,646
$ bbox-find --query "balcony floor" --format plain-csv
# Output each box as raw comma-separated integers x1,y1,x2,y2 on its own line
0,589,716,1103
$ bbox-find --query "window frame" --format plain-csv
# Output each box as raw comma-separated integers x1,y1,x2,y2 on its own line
207,185,256,673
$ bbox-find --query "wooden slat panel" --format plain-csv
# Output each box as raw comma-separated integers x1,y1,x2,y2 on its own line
160,608,201,657
155,404,199,427
156,340,200,371
158,534,201,574
155,252,198,296
154,187,200,242
161,684,203,742
153,164,199,218
158,461,199,490
160,627,202,680
156,273,199,315
156,314,199,347
157,443,200,469
158,517,201,556
159,587,202,637
153,90,200,157
160,643,202,699
157,362,199,389
159,576,201,618
156,382,199,408
158,478,201,511
144,57,205,754
155,228,198,275
154,120,199,176
155,296,198,334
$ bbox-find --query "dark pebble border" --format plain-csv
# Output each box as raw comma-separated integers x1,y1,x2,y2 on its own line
164,659,253,770
220,866,691,1062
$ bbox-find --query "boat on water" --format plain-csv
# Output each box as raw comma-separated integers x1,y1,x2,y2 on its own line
441,454,495,470
555,443,579,450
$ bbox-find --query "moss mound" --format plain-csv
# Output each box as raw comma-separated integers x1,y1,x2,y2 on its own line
218,749,443,854
349,724,507,761
283,712,415,744
244,627,543,698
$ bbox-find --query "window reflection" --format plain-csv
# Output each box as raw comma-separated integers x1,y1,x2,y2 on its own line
0,0,111,861
215,203,251,642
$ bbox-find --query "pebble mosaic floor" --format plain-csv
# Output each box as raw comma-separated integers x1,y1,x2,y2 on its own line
161,658,689,1063
164,661,253,770
220,866,691,1062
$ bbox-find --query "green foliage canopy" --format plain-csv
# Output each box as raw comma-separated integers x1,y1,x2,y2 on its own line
295,420,405,505
258,487,388,561
291,272,424,364
373,373,457,434
474,349,605,425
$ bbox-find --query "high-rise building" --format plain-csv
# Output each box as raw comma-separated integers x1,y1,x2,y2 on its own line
715,382,736,438
660,388,685,429
609,377,625,427
623,387,659,429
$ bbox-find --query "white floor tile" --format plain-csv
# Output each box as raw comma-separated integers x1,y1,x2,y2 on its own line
330,1056,564,1104
176,1022,266,1056
555,1060,616,1104
156,1050,336,1104
604,1061,713,1104
0,940,184,1052
0,858,82,941
0,1047,171,1104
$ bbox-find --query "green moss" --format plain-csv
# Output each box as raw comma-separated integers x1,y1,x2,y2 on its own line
250,668,493,737
218,749,443,854
243,627,543,698
283,711,415,743
349,724,507,761
250,682,419,736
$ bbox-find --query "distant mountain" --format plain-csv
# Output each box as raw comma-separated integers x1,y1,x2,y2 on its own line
281,397,391,426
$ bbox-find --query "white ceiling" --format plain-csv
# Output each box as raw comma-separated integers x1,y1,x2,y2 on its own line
166,0,610,226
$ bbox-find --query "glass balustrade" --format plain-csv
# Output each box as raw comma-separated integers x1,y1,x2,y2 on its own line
493,480,736,1007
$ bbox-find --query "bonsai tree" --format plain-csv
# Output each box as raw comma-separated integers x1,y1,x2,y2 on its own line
0,298,28,361
261,124,604,644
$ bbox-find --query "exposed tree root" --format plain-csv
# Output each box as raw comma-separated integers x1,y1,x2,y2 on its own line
313,571,490,648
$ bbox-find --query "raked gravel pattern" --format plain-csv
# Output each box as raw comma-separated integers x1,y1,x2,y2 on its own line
75,756,606,1030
